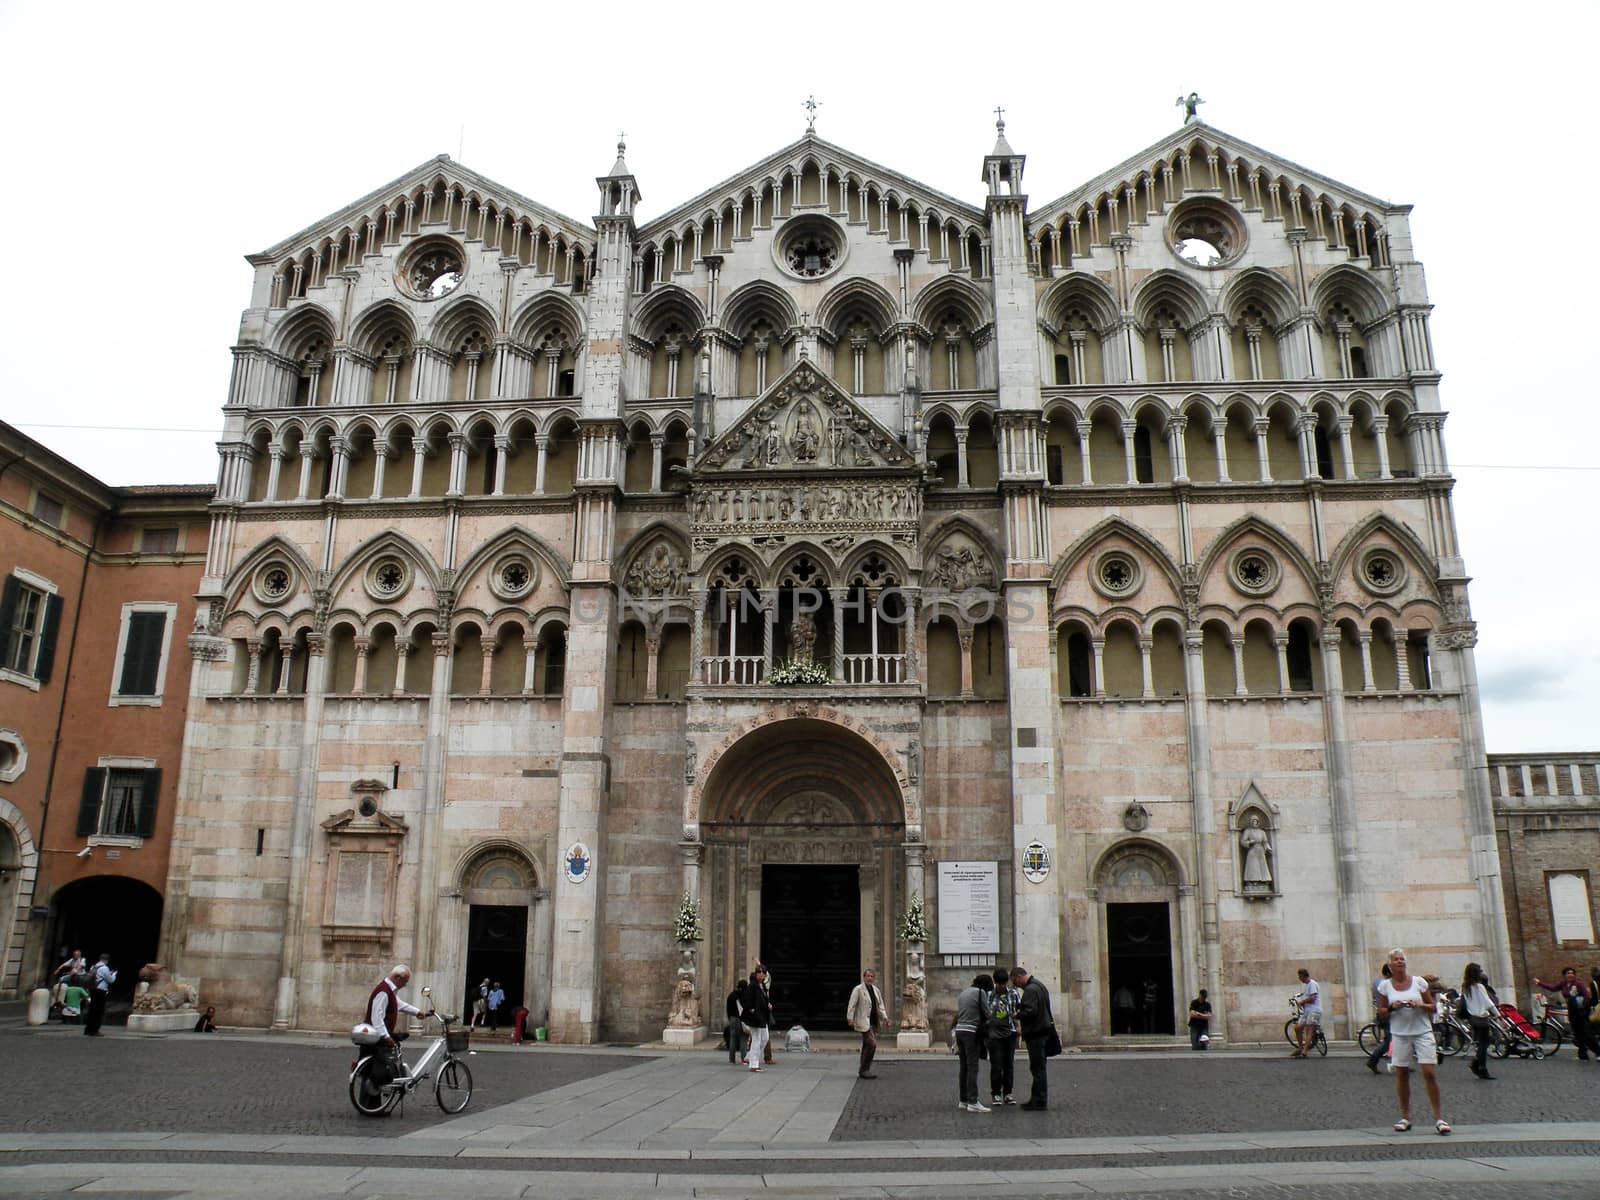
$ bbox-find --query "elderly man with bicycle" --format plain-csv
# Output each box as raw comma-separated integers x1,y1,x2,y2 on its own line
365,964,424,1051
351,964,473,1116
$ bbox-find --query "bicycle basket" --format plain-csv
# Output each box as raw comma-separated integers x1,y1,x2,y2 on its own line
446,1027,470,1053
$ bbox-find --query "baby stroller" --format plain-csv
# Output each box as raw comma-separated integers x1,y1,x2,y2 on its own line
1491,1002,1546,1060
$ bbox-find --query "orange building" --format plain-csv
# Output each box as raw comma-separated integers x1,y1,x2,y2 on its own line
0,420,211,1002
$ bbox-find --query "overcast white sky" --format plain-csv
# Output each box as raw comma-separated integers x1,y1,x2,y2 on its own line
1,1,1594,752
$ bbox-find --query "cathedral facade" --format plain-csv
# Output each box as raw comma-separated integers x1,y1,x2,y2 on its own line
160,115,1513,1043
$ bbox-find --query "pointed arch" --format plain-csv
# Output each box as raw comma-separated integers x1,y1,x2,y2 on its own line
453,524,573,595
326,528,445,601
1325,513,1440,591
1130,269,1211,331
509,291,585,347
223,534,320,613
269,303,337,358
1219,267,1299,328
721,279,799,336
815,277,897,334
348,300,417,356
1193,513,1321,595
909,274,992,331
1050,516,1184,596
1309,263,1391,326
1037,272,1120,333
633,284,706,343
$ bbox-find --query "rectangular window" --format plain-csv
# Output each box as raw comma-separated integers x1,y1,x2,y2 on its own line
77,764,161,841
32,493,64,528
0,572,63,685
110,603,176,704
141,527,180,553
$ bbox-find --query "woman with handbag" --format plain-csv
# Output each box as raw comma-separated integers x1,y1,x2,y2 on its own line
1460,962,1496,1080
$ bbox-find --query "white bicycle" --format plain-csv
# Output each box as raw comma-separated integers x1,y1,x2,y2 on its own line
349,987,474,1117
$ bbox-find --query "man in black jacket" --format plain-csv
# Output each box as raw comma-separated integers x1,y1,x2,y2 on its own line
724,979,746,1064
1012,965,1053,1110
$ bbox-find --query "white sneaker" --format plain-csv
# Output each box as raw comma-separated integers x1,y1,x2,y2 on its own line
966,1102,991,1113
992,1095,1004,1105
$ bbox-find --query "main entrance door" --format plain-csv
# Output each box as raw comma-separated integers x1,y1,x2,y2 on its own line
760,864,859,1031
1105,901,1174,1035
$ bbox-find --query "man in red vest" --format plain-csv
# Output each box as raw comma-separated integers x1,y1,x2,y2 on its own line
365,964,423,1049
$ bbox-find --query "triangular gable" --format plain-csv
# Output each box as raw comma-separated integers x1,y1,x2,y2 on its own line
638,133,986,238
250,155,596,265
696,359,918,475
1030,121,1402,229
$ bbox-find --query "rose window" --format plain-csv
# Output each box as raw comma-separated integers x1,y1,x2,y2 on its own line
262,568,289,598
1229,549,1280,596
786,235,837,278
1359,550,1404,595
1097,554,1136,594
1167,199,1246,270
502,561,529,591
490,553,537,600
397,240,466,301
364,556,412,601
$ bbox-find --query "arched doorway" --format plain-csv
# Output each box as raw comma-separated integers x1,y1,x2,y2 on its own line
697,717,908,1032
48,877,163,1006
446,843,549,1029
1094,841,1185,1038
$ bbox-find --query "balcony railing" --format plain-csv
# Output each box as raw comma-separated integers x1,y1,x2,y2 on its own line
841,653,907,684
698,653,911,687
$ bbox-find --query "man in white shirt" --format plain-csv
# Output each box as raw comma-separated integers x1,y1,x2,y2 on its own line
1291,968,1321,1058
846,968,890,1079
364,964,423,1050
84,954,116,1037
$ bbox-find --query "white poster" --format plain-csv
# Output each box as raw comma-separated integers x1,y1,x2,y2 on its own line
936,861,999,955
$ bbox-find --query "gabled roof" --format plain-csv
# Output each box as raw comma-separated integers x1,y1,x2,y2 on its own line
249,155,596,265
696,358,918,475
1031,121,1405,227
638,133,987,238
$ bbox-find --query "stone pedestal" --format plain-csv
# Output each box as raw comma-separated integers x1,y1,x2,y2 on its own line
662,1024,706,1046
896,1030,931,1049
26,988,50,1025
127,1009,199,1033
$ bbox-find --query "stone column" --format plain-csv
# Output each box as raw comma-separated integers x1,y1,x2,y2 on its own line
644,632,661,699
478,636,496,695
1090,636,1106,698
1181,629,1224,1042
958,624,975,697
350,637,370,695
664,841,707,1045
270,633,327,1029
830,587,847,683
1138,636,1154,697
410,632,454,1001
1318,627,1371,1037
897,842,931,1048
522,637,540,694
1230,635,1248,696
1274,634,1290,693
392,640,411,696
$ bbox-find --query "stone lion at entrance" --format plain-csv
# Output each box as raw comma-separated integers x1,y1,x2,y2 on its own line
133,963,198,1012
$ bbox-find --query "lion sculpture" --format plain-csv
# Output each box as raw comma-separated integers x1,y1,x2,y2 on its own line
133,962,198,1013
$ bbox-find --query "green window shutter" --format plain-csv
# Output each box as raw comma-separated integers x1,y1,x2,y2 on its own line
118,611,166,696
0,577,18,669
136,768,162,838
77,768,106,837
34,593,63,683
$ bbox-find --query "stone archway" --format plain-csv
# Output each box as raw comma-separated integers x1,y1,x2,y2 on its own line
0,797,37,1000
694,717,910,1032
437,841,550,1030
1091,839,1191,1041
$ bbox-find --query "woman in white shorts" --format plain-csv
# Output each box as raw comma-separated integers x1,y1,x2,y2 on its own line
1377,947,1449,1135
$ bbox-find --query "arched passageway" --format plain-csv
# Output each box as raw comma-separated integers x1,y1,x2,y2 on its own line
48,877,163,1008
697,718,908,1031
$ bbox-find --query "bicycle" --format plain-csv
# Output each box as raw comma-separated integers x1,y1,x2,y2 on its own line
1357,1021,1384,1057
1535,1005,1570,1057
350,987,474,1117
1283,996,1327,1056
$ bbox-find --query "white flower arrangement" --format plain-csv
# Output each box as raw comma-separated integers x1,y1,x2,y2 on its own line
766,658,830,685
896,894,929,943
673,892,704,943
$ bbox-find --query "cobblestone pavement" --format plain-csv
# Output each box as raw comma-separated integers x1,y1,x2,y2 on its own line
835,1047,1598,1139
0,1023,642,1138
0,1026,1597,1198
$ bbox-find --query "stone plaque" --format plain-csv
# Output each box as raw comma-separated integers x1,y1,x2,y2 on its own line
333,851,386,927
937,861,999,955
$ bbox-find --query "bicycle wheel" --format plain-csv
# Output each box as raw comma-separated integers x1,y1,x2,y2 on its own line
350,1059,394,1117
1537,1019,1564,1057
1489,1025,1510,1059
1314,1027,1327,1057
1357,1023,1379,1056
435,1056,473,1113
1434,1022,1462,1057
1284,1017,1300,1047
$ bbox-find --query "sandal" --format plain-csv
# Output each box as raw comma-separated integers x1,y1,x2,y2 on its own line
1393,1118,1411,1132
1436,1119,1451,1135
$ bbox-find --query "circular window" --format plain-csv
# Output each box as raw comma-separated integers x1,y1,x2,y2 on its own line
489,553,538,601
0,728,26,783
1167,198,1246,270
357,795,379,818
252,561,295,606
364,556,412,602
1091,551,1142,598
1230,547,1281,597
773,216,847,281
397,239,466,301
1358,548,1406,596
